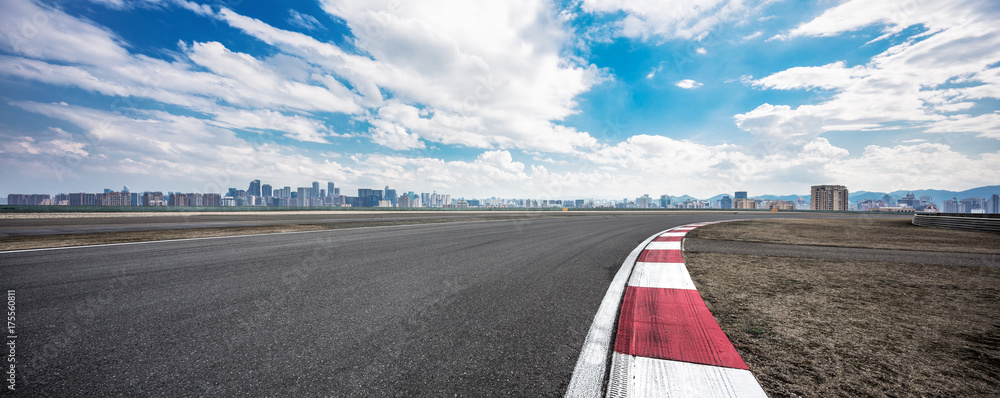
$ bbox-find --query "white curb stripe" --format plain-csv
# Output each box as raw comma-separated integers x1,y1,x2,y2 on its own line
645,241,682,251
628,262,696,290
566,228,675,397
607,353,768,398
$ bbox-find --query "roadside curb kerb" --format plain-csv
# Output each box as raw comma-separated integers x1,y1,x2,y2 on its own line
567,221,767,397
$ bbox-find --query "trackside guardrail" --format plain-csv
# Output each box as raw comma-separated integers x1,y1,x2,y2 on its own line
912,214,1000,233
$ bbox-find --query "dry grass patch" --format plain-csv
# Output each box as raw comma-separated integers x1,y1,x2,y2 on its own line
686,252,1000,397
688,217,1000,254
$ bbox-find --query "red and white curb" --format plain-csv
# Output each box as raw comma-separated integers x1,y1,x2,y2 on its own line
567,222,766,397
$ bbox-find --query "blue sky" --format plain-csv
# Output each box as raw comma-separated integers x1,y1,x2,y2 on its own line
1,0,998,199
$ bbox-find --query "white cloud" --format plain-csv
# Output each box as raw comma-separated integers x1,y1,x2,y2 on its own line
646,64,662,79
287,10,325,31
209,108,336,144
0,0,130,65
6,101,360,192
581,0,764,40
748,61,870,91
675,79,703,89
925,112,1000,139
834,143,1000,192
368,120,426,150
743,0,1000,145
784,0,987,39
210,1,606,153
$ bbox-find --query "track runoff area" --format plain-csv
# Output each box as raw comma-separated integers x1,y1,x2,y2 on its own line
567,221,766,397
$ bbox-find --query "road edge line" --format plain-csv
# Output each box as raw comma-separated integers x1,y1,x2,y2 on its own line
565,227,674,397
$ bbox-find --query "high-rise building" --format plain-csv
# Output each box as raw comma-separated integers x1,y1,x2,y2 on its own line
637,194,651,208
942,198,962,213
69,193,98,206
248,180,261,197
735,191,748,200
312,182,320,198
297,187,310,206
384,186,397,207
100,191,131,206
959,197,987,213
658,195,669,208
358,188,383,207
988,194,1000,214
811,185,849,211
327,182,335,197
169,193,187,206
261,184,272,197
720,195,732,209
143,192,165,206
734,198,756,209
897,192,919,208
203,193,221,207
7,194,50,205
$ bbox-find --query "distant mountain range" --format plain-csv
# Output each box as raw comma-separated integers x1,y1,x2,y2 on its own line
668,193,807,203
850,185,1000,204
671,185,999,204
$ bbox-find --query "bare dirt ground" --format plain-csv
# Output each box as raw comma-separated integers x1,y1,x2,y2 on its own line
686,219,1000,397
688,217,1000,254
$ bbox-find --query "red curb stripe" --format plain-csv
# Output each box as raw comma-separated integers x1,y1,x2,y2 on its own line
638,249,684,263
652,235,685,242
614,286,748,370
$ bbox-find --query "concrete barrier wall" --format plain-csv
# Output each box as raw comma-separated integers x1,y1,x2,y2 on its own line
912,214,1000,233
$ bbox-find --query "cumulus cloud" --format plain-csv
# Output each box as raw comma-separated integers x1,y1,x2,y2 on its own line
742,0,1000,147
211,1,606,153
675,79,703,89
6,101,359,193
580,0,765,40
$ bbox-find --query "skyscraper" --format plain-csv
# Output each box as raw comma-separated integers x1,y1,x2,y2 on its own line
735,191,747,200
811,185,849,211
312,181,320,198
358,188,382,207
659,194,669,209
248,180,261,197
297,187,309,206
384,186,397,207
327,182,335,197
261,184,272,197
942,198,962,213
721,195,732,209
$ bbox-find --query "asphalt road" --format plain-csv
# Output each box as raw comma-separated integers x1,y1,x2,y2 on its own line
3,213,818,396
0,212,557,237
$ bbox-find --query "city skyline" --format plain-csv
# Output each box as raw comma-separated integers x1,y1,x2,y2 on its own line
1,0,999,198
6,179,1000,213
